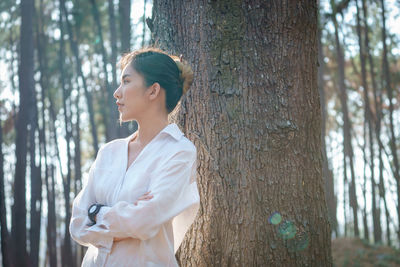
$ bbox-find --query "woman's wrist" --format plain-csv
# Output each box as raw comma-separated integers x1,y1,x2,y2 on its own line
88,203,106,225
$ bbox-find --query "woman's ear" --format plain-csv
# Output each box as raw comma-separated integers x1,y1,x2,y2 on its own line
148,82,161,100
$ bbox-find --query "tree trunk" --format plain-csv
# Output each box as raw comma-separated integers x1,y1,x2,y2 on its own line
380,0,400,247
29,6,44,267
90,0,119,141
58,10,74,266
317,8,337,238
35,0,58,263
360,0,390,246
331,1,360,237
60,0,100,154
108,0,118,90
355,0,381,243
28,62,42,267
47,161,58,267
13,0,35,265
141,0,147,47
361,119,370,241
119,0,131,53
152,0,332,265
0,121,15,267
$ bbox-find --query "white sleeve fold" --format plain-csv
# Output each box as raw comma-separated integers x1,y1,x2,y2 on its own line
85,148,200,244
68,150,114,252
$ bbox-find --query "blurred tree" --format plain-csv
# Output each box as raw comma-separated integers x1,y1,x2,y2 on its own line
12,0,35,266
330,0,360,238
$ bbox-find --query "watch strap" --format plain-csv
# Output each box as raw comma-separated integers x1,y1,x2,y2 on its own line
87,203,105,226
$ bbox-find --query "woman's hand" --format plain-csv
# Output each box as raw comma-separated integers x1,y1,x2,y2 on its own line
113,191,153,242
133,190,153,205
113,236,129,242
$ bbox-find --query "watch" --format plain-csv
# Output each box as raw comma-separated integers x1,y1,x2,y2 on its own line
87,203,105,226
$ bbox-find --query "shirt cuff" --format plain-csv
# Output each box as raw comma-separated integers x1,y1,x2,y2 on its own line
96,205,111,226
85,206,114,252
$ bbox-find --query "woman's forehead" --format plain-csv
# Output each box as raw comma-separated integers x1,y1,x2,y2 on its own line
121,64,136,78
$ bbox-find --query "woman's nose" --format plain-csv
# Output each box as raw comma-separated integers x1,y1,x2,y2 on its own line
113,88,120,99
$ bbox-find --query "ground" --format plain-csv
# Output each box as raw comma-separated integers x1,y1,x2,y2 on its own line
332,237,400,267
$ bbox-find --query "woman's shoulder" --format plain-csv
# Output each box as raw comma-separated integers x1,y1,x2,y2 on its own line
172,134,196,153
167,136,197,162
97,137,126,156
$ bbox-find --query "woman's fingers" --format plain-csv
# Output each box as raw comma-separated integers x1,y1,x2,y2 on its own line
134,192,153,205
138,191,153,199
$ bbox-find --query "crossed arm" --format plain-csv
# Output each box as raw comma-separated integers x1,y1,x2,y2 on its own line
69,147,197,251
106,191,153,242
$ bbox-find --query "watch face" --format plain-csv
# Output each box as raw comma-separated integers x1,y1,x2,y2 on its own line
89,205,97,213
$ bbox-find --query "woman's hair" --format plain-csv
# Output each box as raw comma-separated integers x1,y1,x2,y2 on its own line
118,46,194,114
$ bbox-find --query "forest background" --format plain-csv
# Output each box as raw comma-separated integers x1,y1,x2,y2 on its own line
0,0,400,266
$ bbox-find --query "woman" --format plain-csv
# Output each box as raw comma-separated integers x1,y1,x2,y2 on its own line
69,47,200,267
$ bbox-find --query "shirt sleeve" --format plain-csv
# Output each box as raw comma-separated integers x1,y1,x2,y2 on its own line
85,147,199,241
68,147,114,252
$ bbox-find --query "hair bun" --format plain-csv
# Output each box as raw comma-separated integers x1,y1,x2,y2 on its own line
171,55,194,95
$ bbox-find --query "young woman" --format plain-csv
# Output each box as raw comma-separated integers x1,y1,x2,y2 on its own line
69,47,200,267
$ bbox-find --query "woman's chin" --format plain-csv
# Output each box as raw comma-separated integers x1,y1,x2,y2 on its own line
120,114,134,122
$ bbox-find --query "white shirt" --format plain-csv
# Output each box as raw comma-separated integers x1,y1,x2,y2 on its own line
69,123,200,267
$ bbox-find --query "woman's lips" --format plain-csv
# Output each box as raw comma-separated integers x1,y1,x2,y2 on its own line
117,103,124,110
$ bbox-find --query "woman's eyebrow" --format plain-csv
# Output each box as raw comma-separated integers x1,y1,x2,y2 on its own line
121,74,131,80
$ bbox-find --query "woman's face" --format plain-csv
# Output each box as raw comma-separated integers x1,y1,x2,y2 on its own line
113,64,149,122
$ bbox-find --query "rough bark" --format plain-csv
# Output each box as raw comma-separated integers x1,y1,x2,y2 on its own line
152,0,332,265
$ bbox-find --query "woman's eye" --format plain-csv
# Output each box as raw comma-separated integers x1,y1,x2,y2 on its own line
123,80,129,84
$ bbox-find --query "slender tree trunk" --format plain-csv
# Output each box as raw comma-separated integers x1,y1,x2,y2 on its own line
13,0,35,265
343,141,348,237
117,0,134,141
119,0,131,53
29,6,44,267
355,0,381,243
71,80,84,266
60,0,100,154
58,10,74,267
47,161,58,267
141,0,147,47
331,1,360,237
0,121,15,267
36,0,57,263
317,9,337,238
362,119,370,241
108,0,118,90
90,0,120,141
152,0,332,265
380,0,400,246
108,0,130,138
4,25,18,267
359,0,391,246
28,67,42,267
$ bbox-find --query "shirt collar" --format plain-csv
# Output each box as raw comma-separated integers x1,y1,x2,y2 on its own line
126,123,184,142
